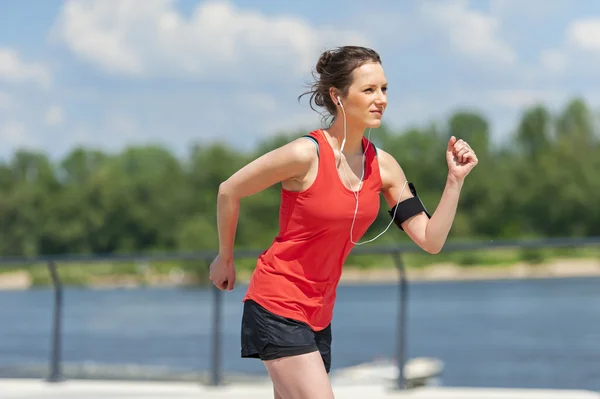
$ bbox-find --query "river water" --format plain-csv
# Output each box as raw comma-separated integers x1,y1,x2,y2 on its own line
0,276,599,390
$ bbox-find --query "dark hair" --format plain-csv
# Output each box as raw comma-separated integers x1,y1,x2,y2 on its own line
298,46,382,125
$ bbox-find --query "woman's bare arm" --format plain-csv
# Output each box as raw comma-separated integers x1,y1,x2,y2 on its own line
216,138,317,259
378,149,463,254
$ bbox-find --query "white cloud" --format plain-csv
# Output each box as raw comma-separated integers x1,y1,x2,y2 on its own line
567,19,600,53
418,0,516,66
235,92,277,114
68,126,95,148
0,91,10,109
0,121,37,148
488,0,566,20
486,89,564,109
51,0,369,79
0,48,51,89
106,113,140,139
58,114,142,156
44,105,64,126
539,49,568,75
532,18,600,79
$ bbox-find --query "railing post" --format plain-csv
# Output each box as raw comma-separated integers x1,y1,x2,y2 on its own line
392,252,407,390
46,261,65,383
210,284,223,386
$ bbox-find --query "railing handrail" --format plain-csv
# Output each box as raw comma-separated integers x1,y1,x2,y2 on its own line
0,236,598,267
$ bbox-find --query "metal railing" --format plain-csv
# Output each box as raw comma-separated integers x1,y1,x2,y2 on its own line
0,236,599,390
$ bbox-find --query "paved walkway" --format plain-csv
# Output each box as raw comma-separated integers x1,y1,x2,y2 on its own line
1,379,598,399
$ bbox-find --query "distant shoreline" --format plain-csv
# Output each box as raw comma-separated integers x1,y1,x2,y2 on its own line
0,258,599,290
338,258,600,284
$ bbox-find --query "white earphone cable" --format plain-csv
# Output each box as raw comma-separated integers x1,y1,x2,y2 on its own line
337,99,407,245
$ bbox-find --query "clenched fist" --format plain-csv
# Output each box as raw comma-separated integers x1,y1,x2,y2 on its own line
446,136,478,181
209,254,236,291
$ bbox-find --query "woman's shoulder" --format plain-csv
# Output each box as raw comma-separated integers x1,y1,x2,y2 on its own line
288,131,321,162
258,131,320,173
375,147,406,189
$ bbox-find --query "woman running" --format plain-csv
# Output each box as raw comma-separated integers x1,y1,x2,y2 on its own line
209,45,478,399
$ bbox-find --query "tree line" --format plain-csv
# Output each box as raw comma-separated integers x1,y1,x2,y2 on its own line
0,97,598,259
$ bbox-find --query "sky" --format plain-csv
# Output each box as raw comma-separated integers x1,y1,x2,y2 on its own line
1,0,600,161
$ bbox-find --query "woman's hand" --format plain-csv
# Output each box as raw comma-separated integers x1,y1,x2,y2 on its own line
446,136,478,182
209,254,236,291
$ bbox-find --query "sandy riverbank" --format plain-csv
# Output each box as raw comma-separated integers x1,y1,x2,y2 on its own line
339,258,600,284
1,258,599,290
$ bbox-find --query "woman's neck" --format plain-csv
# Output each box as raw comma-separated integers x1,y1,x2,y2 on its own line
325,117,365,156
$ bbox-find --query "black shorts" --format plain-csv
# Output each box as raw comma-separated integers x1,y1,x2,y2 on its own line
241,299,332,373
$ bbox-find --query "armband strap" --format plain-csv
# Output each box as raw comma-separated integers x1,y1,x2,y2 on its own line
388,182,431,231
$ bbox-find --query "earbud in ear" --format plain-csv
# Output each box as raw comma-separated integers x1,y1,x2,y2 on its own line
337,96,342,106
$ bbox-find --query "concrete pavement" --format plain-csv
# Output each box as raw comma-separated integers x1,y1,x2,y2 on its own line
1,379,598,399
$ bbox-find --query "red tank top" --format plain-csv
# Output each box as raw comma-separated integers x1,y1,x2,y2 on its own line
243,129,382,331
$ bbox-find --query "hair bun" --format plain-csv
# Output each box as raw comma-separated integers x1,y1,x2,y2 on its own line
316,50,333,75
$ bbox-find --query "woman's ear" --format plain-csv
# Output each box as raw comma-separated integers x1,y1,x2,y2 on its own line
329,87,341,107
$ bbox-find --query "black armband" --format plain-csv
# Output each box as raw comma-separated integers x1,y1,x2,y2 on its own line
388,182,431,231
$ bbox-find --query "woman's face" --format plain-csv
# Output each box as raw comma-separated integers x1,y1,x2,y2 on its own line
338,62,388,129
